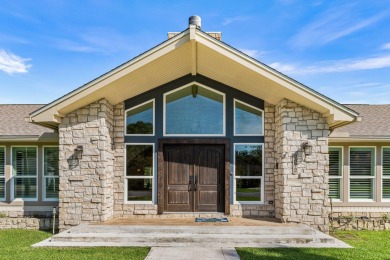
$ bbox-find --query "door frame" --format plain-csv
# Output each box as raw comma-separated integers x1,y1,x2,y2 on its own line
158,139,230,214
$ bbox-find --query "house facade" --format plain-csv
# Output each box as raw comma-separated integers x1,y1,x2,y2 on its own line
0,17,389,232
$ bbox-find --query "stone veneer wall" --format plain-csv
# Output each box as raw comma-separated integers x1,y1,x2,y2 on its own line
58,99,115,230
230,102,276,217
274,99,329,232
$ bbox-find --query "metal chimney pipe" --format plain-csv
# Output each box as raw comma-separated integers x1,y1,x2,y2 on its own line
189,15,201,29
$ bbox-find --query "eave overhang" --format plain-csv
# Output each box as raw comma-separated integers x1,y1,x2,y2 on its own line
30,26,358,129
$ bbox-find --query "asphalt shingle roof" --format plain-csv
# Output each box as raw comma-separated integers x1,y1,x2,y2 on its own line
0,104,54,136
333,104,390,137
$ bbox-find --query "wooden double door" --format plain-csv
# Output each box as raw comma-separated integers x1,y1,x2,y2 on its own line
163,144,225,212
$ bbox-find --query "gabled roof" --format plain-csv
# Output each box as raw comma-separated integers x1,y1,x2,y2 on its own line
0,104,56,141
330,104,390,140
30,25,358,129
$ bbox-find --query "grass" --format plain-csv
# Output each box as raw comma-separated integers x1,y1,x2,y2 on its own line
237,230,390,259
0,229,150,260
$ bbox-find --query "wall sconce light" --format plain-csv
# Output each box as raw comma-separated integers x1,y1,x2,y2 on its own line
301,141,312,156
74,145,83,160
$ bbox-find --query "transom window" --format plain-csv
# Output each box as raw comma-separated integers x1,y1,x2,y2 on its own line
329,147,342,200
126,100,154,135
164,84,225,136
349,147,375,200
12,147,37,200
0,147,5,201
125,144,154,203
234,144,263,203
234,99,263,136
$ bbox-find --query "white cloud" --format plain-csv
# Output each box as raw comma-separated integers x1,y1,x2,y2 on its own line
222,16,251,26
269,54,390,74
239,49,266,59
290,5,387,48
0,49,31,74
382,42,390,50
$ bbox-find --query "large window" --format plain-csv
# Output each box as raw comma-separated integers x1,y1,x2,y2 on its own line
349,147,375,200
382,147,390,200
0,147,5,201
125,144,154,202
329,147,342,200
164,84,225,136
234,144,263,203
126,100,154,135
234,99,263,136
12,147,37,200
43,147,59,200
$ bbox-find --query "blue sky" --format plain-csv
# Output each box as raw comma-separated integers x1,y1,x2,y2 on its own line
0,0,389,104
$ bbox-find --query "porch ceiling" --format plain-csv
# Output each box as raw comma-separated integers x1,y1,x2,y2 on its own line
30,26,358,129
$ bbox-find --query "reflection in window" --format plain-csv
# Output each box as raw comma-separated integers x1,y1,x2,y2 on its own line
12,147,37,199
127,179,153,201
234,100,263,135
165,84,224,135
43,147,59,200
126,100,154,135
234,144,263,203
126,144,154,202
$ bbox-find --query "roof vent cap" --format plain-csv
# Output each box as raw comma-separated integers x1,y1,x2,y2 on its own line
189,15,201,29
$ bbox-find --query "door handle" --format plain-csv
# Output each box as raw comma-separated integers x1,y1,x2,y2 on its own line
189,176,193,191
194,176,198,191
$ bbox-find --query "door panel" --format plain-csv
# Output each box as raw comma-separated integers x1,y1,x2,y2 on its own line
163,144,224,212
164,145,193,212
195,145,224,212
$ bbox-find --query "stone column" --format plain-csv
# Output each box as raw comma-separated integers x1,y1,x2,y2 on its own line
274,99,329,232
58,99,114,230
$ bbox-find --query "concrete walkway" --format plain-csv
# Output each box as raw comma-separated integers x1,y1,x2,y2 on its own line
145,247,240,260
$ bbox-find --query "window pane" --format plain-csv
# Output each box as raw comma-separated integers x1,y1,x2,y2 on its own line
350,179,373,199
0,178,4,199
45,177,59,199
126,101,154,135
329,178,340,199
12,147,37,176
236,179,261,202
350,148,374,176
383,148,390,176
44,147,59,177
235,101,263,135
329,148,342,176
127,179,152,201
235,145,262,176
383,179,390,199
126,145,153,176
14,177,36,198
165,85,224,135
0,147,4,176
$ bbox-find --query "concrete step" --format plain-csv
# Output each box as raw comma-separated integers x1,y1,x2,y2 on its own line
33,223,351,248
65,224,316,236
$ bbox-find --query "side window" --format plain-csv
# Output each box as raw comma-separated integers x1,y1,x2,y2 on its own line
12,147,37,200
382,148,390,200
43,147,59,200
329,147,342,200
0,147,5,200
349,147,375,200
234,99,263,136
125,100,154,135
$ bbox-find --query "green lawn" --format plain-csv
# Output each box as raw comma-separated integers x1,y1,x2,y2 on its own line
237,230,390,259
0,229,149,260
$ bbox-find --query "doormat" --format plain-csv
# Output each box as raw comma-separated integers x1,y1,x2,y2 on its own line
195,217,229,223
